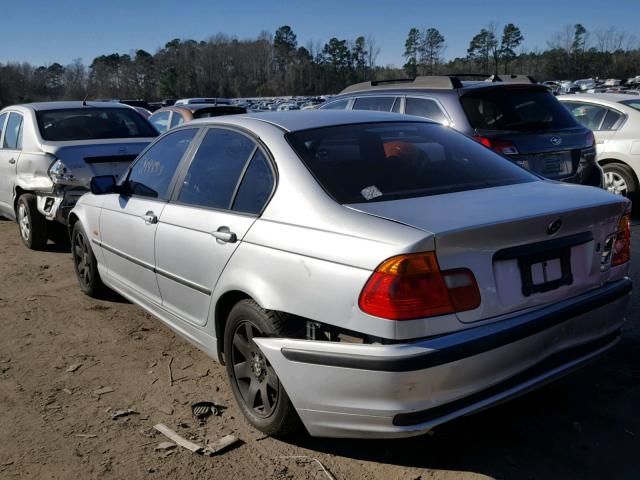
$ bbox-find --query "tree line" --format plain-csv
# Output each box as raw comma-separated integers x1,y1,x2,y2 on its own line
0,23,638,106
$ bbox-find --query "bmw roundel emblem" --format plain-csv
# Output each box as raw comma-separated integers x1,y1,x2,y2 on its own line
547,218,562,235
550,136,562,146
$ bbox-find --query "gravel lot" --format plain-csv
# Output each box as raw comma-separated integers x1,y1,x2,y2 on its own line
0,216,638,480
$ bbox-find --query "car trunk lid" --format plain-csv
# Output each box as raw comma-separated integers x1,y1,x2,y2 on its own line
42,139,153,187
348,181,628,323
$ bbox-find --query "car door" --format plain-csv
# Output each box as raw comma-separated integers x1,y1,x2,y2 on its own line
154,127,275,326
0,112,23,215
98,128,199,303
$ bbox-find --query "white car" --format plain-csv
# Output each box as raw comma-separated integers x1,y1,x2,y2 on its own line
0,102,157,249
560,94,640,197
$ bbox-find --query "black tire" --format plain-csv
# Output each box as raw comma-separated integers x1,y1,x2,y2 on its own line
224,299,302,437
16,193,48,250
71,222,107,298
602,163,637,198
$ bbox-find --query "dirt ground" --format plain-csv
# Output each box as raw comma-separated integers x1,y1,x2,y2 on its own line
0,216,639,480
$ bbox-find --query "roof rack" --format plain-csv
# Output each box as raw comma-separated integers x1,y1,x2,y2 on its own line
340,75,463,94
485,74,537,84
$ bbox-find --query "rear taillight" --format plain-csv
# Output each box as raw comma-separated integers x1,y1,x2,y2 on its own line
612,214,631,266
585,131,595,148
473,135,519,155
358,252,481,320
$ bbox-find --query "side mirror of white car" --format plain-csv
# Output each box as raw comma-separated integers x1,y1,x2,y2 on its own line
90,175,119,195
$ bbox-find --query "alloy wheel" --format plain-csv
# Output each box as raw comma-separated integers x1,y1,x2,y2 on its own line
18,203,30,241
73,230,91,288
604,171,628,196
231,321,279,418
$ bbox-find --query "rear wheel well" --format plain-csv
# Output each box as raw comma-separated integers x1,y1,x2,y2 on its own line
599,159,639,191
215,291,251,364
67,213,80,236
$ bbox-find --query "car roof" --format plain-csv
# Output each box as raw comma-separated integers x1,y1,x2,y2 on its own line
187,110,430,132
160,104,244,113
18,101,135,111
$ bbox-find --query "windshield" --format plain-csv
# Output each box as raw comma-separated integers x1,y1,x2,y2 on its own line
620,99,640,112
36,108,158,141
460,87,577,132
287,122,537,204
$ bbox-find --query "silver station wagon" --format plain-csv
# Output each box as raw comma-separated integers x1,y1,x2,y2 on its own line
69,111,632,439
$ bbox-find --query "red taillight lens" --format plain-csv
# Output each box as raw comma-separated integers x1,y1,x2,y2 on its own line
473,135,519,155
612,214,631,266
359,252,481,320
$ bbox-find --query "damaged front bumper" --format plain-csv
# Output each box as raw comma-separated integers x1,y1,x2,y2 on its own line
254,277,632,438
36,188,87,224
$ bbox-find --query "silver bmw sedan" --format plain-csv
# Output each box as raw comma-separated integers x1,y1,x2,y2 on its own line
68,110,632,439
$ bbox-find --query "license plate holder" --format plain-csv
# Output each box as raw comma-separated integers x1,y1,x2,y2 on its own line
518,247,573,297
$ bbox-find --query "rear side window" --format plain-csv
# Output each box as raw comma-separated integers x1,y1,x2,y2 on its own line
353,96,396,112
405,97,448,124
232,150,275,214
3,112,23,149
36,108,157,141
601,109,623,130
0,113,7,143
177,128,255,210
170,112,184,128
287,122,537,204
150,111,170,134
126,128,197,200
563,102,607,130
461,88,577,131
321,99,350,110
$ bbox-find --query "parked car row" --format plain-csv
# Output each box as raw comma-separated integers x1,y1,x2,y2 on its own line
0,84,633,440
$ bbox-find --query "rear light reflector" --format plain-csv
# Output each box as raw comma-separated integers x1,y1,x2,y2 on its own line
473,135,519,155
359,252,481,320
612,214,631,266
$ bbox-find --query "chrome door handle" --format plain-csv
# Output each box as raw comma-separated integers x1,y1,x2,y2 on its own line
8,158,16,164
211,226,237,244
143,211,158,224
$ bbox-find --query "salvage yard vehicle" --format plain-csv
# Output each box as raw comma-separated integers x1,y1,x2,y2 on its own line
0,101,157,249
321,75,603,187
559,93,640,199
69,110,632,439
148,103,247,134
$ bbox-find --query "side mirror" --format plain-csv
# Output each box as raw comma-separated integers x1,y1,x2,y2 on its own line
90,175,118,195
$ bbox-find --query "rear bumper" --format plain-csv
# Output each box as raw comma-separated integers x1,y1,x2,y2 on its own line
255,277,632,438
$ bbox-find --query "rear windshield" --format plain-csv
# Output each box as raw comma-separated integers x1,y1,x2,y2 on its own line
37,108,158,141
287,122,537,204
620,99,640,112
193,107,247,119
460,87,577,132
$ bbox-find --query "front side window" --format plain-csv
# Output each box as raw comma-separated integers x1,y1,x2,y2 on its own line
405,97,448,124
177,128,255,210
2,112,22,149
287,122,537,204
149,111,170,134
353,96,396,112
232,150,275,214
620,100,640,112
125,128,197,200
36,108,157,141
170,112,185,128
